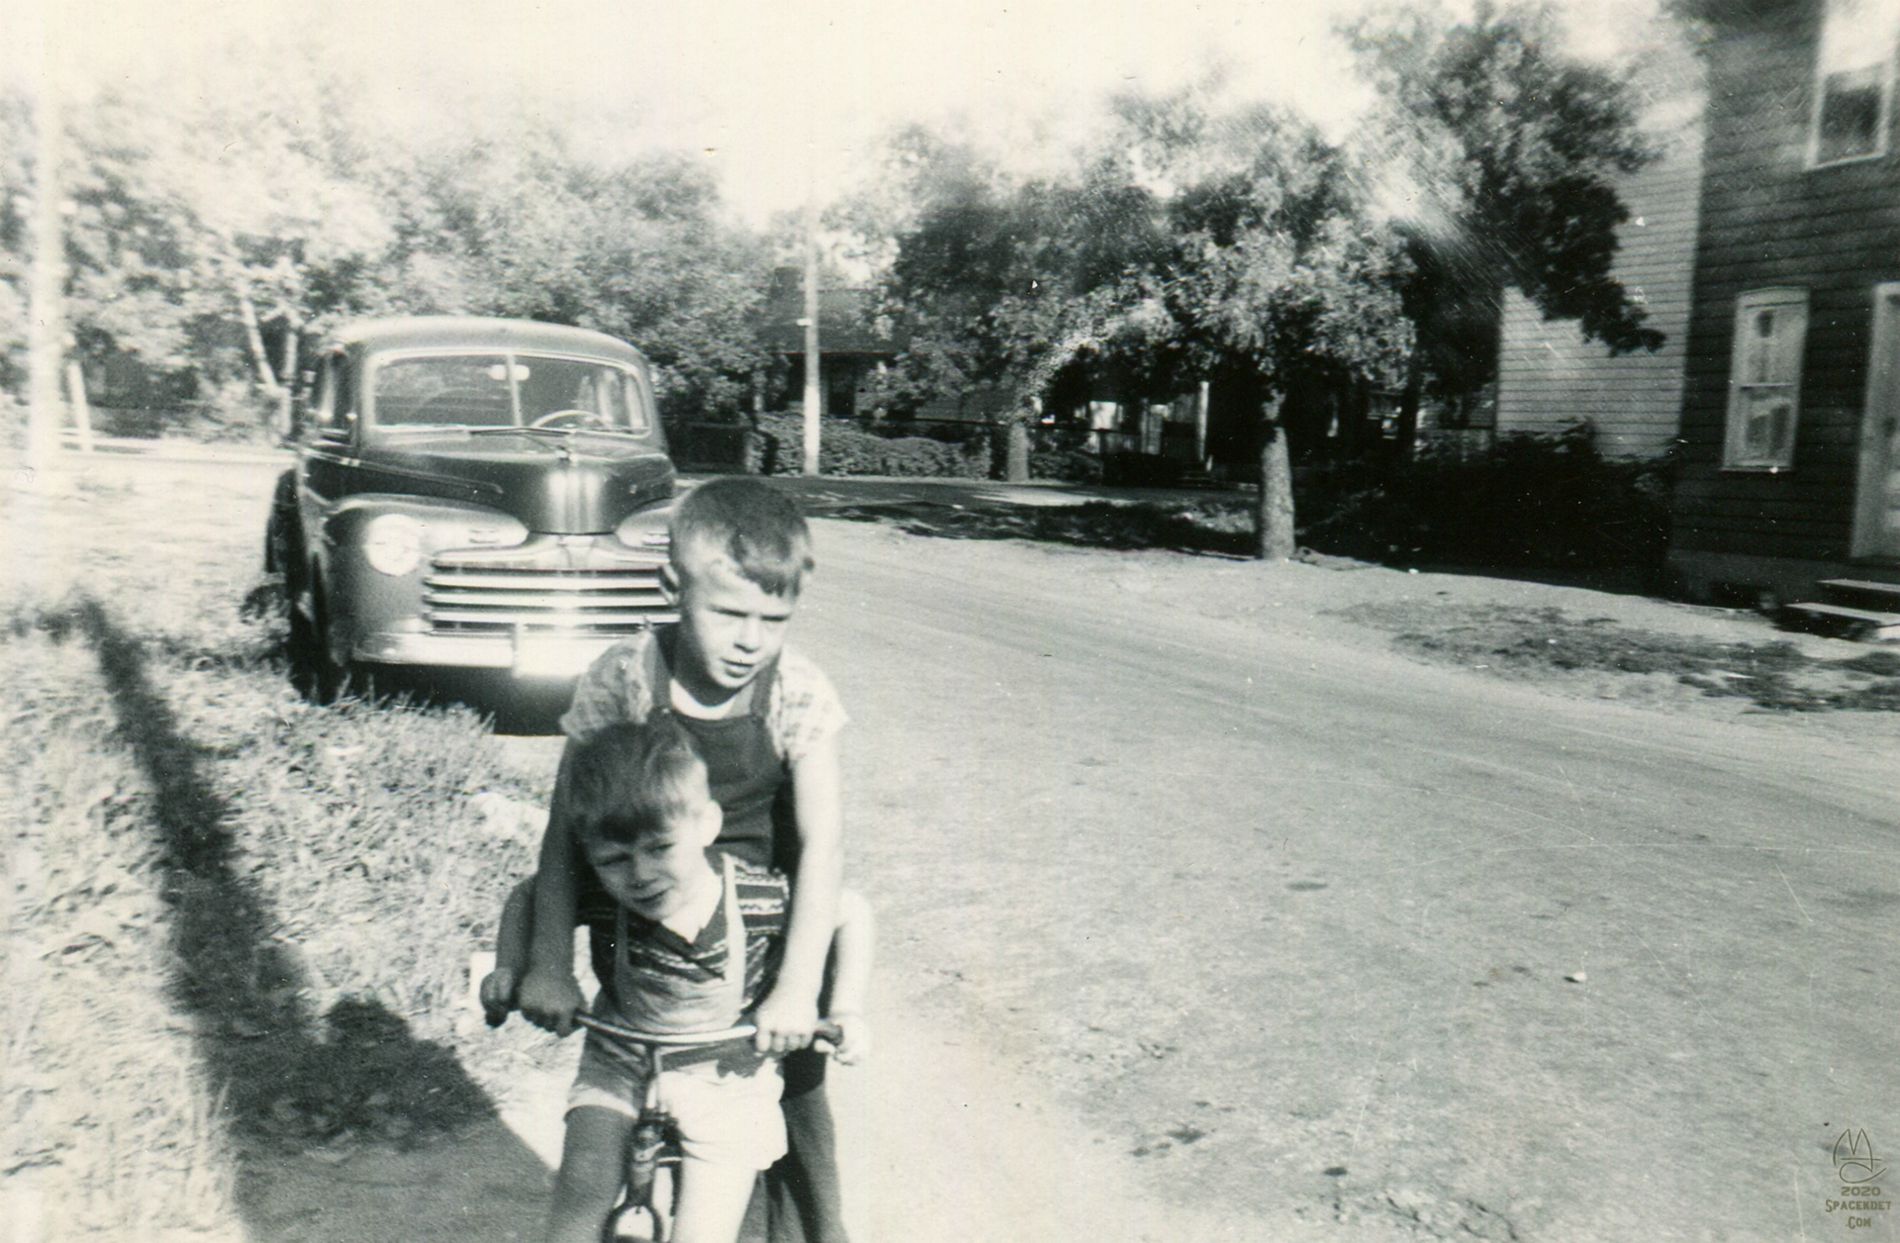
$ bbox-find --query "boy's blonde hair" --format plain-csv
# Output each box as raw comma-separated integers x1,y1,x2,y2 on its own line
565,718,709,846
669,477,814,596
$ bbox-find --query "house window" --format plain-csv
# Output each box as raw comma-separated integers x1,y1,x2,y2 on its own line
1722,289,1809,471
1811,0,1899,166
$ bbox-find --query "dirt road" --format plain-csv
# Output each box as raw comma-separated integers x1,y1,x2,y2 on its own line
27,449,1891,1240
481,515,1897,1242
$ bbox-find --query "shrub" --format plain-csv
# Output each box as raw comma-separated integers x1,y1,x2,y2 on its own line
173,378,279,444
747,411,1108,482
1296,423,1673,574
752,412,988,478
671,419,759,472
1030,446,1104,483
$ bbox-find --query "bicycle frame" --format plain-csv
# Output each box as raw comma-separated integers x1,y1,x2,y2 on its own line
572,1014,842,1243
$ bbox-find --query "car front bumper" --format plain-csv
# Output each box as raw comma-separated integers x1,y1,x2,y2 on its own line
350,619,678,680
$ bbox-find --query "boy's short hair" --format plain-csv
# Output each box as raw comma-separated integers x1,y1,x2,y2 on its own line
669,477,814,597
564,717,709,846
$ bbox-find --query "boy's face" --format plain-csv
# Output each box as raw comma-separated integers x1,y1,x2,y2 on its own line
582,795,722,923
669,553,796,696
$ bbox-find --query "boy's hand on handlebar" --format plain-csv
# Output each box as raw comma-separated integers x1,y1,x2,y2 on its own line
750,992,817,1055
478,966,518,1027
518,967,584,1036
824,1014,872,1066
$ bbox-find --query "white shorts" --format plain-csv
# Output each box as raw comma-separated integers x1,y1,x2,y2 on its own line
568,1037,787,1172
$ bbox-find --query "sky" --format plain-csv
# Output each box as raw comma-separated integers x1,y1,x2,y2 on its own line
4,0,1680,224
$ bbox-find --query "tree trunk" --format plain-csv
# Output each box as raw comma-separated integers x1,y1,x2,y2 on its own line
1001,413,1031,483
66,360,93,453
1195,379,1210,468
1395,356,1423,461
234,276,282,396
1254,393,1295,561
276,320,300,439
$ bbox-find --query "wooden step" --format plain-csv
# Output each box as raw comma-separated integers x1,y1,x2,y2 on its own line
1781,601,1900,641
1818,577,1900,612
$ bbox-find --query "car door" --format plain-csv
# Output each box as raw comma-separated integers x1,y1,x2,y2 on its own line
297,348,359,580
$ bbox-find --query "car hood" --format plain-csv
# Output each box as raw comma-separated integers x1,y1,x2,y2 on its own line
354,431,675,533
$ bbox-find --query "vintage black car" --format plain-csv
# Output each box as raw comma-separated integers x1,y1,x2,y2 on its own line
266,316,679,697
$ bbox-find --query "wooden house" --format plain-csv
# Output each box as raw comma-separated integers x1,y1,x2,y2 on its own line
1667,0,1900,606
1494,101,1704,456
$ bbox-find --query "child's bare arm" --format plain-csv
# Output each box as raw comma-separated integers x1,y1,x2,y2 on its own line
824,888,875,1064
752,733,844,1053
479,878,535,1025
519,742,587,1036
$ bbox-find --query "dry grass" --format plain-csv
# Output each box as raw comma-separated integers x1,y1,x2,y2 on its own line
2,632,242,1240
3,455,558,1232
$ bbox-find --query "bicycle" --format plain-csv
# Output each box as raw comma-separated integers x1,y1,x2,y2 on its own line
571,1012,844,1243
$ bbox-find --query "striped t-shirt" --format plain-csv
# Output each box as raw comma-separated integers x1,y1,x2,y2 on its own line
579,854,790,1025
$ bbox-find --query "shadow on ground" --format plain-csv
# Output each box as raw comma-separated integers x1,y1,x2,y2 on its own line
821,498,1256,558
53,597,550,1241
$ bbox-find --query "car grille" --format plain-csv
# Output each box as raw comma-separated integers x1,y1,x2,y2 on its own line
423,536,675,634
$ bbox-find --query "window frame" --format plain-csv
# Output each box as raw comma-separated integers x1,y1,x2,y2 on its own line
1808,0,1897,169
1721,287,1810,473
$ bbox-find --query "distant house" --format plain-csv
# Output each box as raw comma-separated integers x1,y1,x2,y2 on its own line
752,269,900,419
1666,0,1900,601
1494,93,1704,457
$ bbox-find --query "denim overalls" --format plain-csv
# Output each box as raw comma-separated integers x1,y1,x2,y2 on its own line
645,631,848,1243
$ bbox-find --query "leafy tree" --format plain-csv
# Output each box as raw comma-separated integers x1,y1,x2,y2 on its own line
874,98,1412,548
871,134,1179,480
1347,0,1663,446
1132,100,1414,557
432,135,770,423
4,24,771,440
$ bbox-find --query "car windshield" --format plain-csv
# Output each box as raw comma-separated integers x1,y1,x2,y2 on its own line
371,353,651,432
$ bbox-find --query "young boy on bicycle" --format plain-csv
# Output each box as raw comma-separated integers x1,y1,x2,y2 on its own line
516,477,857,1242
484,718,873,1243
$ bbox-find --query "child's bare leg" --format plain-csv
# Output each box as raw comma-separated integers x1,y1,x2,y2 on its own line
546,1106,634,1243
671,1155,761,1243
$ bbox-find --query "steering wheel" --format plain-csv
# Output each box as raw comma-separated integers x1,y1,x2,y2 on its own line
527,408,607,430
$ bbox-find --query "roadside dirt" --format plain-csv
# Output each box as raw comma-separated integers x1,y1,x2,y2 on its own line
12,451,1895,1242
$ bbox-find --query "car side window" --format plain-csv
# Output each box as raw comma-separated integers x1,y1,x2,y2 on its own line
308,358,336,434
333,354,356,428
308,354,354,440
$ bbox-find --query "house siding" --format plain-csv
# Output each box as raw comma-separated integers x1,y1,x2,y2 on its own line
1671,0,1900,588
1495,122,1703,457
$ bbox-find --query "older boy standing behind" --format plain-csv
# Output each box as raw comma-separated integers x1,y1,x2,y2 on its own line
519,477,851,1243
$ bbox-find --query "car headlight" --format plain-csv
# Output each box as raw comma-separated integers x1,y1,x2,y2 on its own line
362,513,424,576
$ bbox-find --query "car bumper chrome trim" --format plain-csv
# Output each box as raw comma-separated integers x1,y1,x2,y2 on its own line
349,620,678,676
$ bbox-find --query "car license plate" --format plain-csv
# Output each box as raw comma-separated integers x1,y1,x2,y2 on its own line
512,635,591,679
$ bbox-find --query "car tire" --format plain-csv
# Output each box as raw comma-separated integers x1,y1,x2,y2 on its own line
288,584,353,704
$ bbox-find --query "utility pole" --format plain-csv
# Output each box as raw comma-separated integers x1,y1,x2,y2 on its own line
801,194,822,476
25,0,65,477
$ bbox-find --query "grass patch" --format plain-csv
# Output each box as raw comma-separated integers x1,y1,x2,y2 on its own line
3,630,242,1238
1352,603,1900,712
4,459,562,1228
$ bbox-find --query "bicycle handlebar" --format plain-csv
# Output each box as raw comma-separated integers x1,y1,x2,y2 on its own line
574,1013,846,1048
